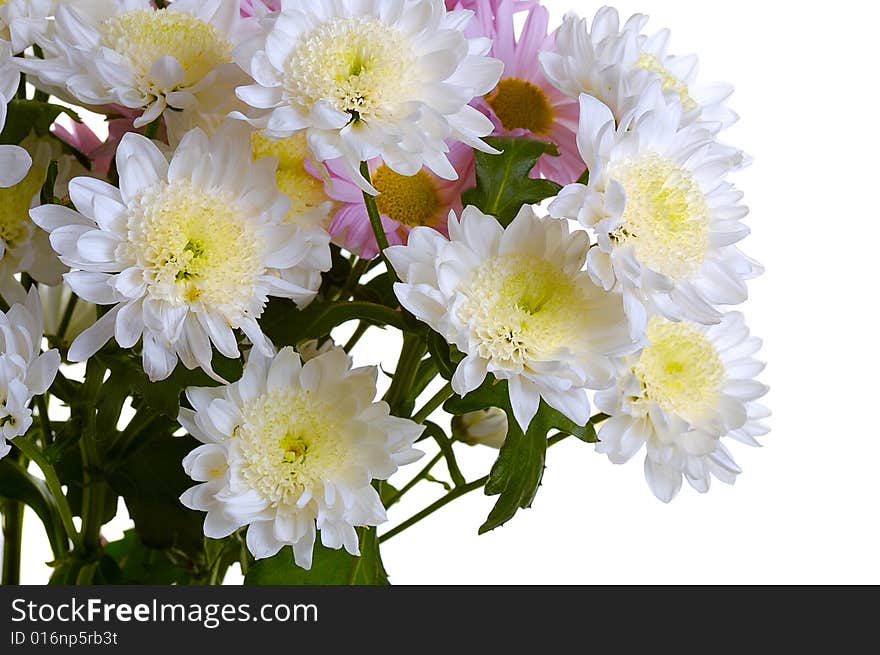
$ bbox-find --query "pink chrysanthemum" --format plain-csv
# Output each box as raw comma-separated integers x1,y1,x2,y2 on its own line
447,0,537,13
323,144,474,260
52,109,149,177
468,0,582,184
240,0,279,18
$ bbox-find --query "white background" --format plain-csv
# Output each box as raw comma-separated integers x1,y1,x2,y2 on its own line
12,0,880,584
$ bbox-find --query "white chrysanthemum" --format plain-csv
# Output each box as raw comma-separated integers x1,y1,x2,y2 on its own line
619,10,737,131
249,130,333,296
31,123,332,382
1,0,52,54
539,8,736,131
0,41,32,189
25,0,251,128
234,0,503,192
387,205,638,431
550,91,761,336
538,8,642,124
0,288,61,458
179,346,423,568
0,136,66,306
594,313,769,503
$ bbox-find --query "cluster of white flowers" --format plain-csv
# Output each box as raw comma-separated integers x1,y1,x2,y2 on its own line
0,289,60,458
389,4,768,502
0,0,769,574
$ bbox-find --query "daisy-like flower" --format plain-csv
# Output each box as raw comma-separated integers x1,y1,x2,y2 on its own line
540,7,736,132
249,130,333,296
323,142,473,259
0,0,51,54
179,346,423,568
595,313,769,503
0,136,66,306
30,123,331,382
387,205,637,431
0,288,61,459
0,42,32,188
538,7,640,124
26,0,251,128
234,0,503,193
469,0,582,184
618,10,738,131
550,91,760,336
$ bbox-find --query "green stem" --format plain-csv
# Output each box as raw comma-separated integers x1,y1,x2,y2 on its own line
343,322,369,352
337,257,371,302
413,382,454,424
380,476,489,544
384,333,427,415
79,361,106,553
359,162,397,280
359,162,389,252
384,452,443,509
55,293,79,346
1,451,25,585
35,394,53,447
13,438,81,551
381,430,586,543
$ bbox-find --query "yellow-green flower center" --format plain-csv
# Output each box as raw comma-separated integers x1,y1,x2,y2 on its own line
609,152,710,280
283,16,417,123
251,131,328,223
101,9,232,90
636,53,698,113
634,317,724,419
0,159,44,251
124,180,264,312
458,254,592,367
236,388,344,505
373,165,441,227
486,78,555,134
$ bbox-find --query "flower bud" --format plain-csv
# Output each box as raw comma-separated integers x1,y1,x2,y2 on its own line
452,408,508,449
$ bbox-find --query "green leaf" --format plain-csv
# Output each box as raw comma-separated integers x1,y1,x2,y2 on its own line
245,528,388,586
480,418,546,534
98,350,242,419
0,99,80,145
104,530,194,584
0,458,67,557
426,330,460,381
461,137,563,227
444,377,597,533
261,297,406,349
106,431,205,555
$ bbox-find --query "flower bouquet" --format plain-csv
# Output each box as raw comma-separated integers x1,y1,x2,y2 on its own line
0,0,768,585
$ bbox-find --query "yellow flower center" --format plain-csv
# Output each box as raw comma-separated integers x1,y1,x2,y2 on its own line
0,159,45,251
634,317,724,419
458,254,592,367
236,388,345,506
486,78,555,134
609,152,710,280
283,16,417,123
124,180,264,312
636,54,698,113
373,165,441,227
100,9,232,90
251,132,328,223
